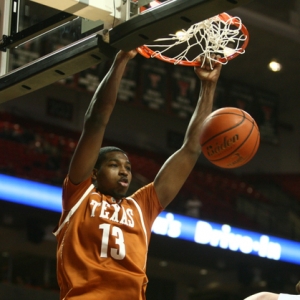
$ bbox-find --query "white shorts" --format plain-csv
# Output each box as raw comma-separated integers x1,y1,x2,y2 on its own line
279,294,300,300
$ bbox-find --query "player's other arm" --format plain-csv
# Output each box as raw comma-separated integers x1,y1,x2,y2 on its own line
243,292,279,300
69,50,137,185
154,60,222,208
241,280,300,300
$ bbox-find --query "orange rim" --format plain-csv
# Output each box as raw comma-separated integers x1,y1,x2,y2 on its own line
136,13,249,67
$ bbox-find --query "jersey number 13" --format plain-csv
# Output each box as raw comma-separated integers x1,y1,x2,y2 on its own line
99,224,125,260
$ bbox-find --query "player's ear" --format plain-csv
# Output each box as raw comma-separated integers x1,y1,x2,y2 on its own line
92,168,98,179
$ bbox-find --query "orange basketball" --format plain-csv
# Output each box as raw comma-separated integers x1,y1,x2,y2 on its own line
199,107,260,168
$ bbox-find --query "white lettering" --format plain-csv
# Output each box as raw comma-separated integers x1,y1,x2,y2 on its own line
126,209,134,227
194,221,281,260
210,229,222,247
166,213,181,238
258,235,269,257
220,224,231,249
119,206,128,225
267,242,281,260
228,234,242,251
152,216,169,235
109,204,120,222
90,199,101,217
194,221,212,244
100,200,110,219
89,198,136,228
152,213,181,238
240,236,253,254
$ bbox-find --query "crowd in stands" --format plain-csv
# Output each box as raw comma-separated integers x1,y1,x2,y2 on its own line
1,111,300,237
0,112,77,185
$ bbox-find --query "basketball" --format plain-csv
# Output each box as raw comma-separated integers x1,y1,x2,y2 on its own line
199,107,260,168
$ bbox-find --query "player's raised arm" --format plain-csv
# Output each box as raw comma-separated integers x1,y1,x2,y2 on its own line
68,50,137,185
153,58,222,208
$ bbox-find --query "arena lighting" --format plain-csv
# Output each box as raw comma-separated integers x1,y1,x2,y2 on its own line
152,212,300,265
0,174,62,212
1,174,300,265
268,59,282,72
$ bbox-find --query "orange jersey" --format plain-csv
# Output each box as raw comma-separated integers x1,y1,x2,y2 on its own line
53,176,163,300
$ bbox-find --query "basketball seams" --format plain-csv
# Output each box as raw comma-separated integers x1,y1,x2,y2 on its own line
211,109,255,125
239,132,260,166
199,107,260,168
210,119,254,163
242,135,260,165
201,110,246,146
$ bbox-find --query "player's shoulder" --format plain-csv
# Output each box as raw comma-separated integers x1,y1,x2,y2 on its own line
129,182,155,198
62,175,94,210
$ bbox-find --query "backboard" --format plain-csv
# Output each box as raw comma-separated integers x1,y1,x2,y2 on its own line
0,0,254,103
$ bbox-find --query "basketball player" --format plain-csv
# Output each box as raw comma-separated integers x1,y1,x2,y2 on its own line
243,281,300,300
53,49,222,299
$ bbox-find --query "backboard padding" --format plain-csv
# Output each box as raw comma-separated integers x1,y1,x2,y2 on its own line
0,35,117,103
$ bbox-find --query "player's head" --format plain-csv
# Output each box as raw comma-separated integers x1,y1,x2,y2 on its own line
94,146,127,169
93,146,132,199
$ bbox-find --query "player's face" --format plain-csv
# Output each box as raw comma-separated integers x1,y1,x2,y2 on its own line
95,151,132,199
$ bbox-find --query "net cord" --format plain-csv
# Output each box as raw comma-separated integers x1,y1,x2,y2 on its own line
137,13,249,67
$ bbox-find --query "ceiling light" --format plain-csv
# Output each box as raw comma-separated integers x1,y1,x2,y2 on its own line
159,260,168,267
199,269,208,275
268,59,282,72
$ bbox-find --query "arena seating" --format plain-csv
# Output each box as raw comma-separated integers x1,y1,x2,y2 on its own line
0,111,291,234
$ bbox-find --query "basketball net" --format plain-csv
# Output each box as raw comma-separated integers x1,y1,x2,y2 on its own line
137,12,249,68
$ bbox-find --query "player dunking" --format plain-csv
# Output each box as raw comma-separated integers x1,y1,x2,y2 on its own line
53,49,222,299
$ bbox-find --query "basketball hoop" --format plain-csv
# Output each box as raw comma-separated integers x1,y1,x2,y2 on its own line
136,12,249,68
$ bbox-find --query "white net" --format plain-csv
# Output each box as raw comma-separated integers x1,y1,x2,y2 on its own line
138,13,249,67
